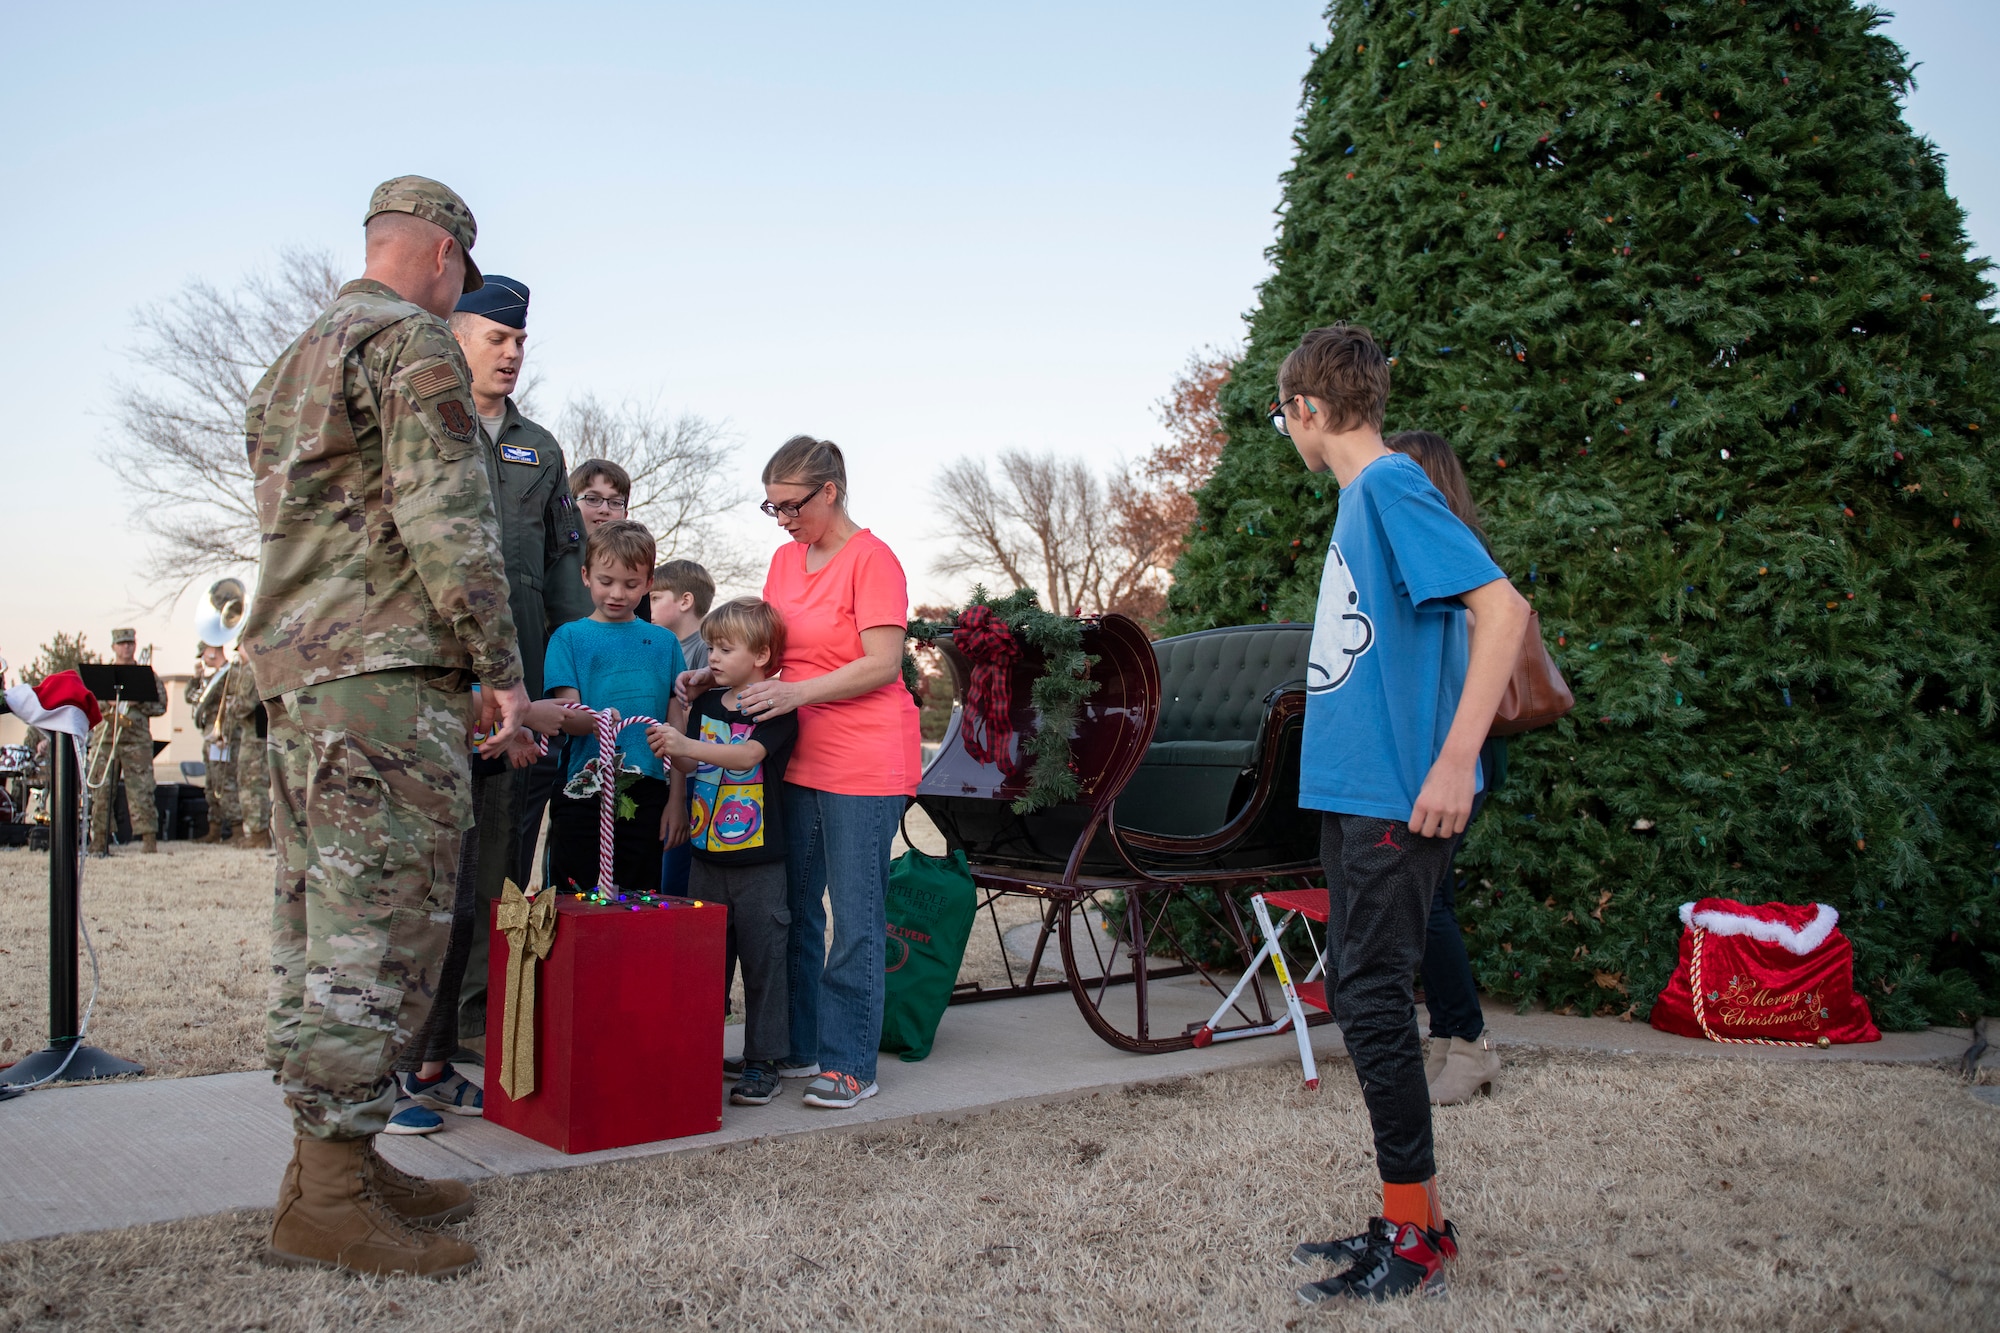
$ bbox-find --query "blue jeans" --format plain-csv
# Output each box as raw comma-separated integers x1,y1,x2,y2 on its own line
783,784,903,1084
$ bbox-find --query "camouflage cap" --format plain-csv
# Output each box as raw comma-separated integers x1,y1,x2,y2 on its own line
365,176,484,293
110,627,137,644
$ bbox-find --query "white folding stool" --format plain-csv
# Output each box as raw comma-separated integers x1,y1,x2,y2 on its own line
1190,887,1330,1088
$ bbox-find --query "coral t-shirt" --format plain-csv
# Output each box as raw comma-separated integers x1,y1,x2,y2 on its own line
762,529,923,797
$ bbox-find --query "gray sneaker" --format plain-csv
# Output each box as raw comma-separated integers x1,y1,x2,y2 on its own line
801,1071,877,1109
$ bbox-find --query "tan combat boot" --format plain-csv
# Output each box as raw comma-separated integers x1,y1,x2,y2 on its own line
241,829,271,850
195,823,222,844
364,1141,476,1226
266,1135,478,1278
1428,1036,1501,1105
142,833,158,854
88,832,109,856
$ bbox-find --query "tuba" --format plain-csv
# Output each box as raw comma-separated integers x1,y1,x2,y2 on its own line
191,577,251,742
194,577,251,651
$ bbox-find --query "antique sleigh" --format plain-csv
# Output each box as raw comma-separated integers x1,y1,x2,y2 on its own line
912,614,1333,1053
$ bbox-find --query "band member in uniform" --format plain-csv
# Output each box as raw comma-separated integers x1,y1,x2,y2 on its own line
86,628,165,856
187,642,236,842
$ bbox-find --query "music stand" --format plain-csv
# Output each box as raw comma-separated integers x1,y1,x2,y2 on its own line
0,672,145,1090
76,663,160,707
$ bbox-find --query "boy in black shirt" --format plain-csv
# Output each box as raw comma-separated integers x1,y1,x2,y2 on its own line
647,597,798,1107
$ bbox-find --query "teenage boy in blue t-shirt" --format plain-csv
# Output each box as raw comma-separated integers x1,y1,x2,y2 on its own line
528,519,686,895
1276,324,1530,1305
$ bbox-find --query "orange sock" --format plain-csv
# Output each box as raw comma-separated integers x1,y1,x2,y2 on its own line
1381,1178,1443,1231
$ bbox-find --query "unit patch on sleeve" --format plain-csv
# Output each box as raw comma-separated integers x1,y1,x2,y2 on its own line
500,444,542,465
436,398,475,443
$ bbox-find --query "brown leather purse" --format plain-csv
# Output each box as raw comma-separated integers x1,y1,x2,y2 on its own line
1490,608,1574,736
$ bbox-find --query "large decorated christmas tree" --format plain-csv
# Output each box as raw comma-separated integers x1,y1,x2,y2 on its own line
1168,0,1998,1027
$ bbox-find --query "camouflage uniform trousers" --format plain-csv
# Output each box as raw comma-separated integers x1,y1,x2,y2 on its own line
264,668,475,1140
204,751,239,831
229,718,271,835
87,718,159,840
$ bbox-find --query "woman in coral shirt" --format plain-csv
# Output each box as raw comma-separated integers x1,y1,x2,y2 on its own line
687,435,921,1110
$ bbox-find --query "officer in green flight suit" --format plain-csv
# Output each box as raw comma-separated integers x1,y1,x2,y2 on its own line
441,275,593,1055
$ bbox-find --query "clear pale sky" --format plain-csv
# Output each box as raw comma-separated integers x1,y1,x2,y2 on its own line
1,2,1991,678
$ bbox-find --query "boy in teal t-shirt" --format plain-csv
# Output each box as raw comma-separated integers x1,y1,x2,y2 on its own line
1276,324,1530,1305
527,520,685,894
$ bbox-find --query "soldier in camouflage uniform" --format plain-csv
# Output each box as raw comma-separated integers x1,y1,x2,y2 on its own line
220,644,271,847
86,629,165,855
187,643,236,841
243,176,528,1280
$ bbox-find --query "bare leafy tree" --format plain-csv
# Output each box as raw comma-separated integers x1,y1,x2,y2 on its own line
929,450,1170,621
104,248,346,595
558,394,757,583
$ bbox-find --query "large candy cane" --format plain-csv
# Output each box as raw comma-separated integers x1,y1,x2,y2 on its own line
547,702,662,894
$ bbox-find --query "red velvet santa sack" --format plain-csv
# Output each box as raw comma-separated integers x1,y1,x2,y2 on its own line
1651,898,1880,1046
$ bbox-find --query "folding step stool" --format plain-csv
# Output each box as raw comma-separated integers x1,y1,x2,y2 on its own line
1190,887,1330,1088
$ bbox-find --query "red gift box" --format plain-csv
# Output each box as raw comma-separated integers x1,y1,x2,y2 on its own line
484,895,727,1153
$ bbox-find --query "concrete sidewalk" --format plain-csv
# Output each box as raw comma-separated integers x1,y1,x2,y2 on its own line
0,983,1972,1245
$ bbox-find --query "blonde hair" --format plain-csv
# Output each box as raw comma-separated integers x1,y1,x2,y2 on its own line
701,596,787,667
761,435,846,508
583,519,655,574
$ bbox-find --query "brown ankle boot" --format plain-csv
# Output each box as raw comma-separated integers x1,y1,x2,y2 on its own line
142,833,158,854
266,1135,478,1278
1424,1038,1448,1085
195,823,221,844
364,1140,475,1226
1428,1036,1501,1105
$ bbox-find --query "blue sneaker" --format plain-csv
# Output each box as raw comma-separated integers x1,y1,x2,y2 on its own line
384,1098,443,1136
403,1064,483,1117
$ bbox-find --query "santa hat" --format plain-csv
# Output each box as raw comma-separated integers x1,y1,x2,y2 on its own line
3,670,103,739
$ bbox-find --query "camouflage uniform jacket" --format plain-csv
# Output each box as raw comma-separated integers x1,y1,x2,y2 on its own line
479,399,590,699
220,659,262,729
241,279,521,698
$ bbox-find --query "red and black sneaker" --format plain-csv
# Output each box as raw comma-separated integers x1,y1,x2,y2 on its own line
1291,1215,1457,1269
1295,1220,1449,1304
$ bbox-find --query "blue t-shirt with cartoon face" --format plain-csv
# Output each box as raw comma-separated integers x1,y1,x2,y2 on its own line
1301,452,1505,821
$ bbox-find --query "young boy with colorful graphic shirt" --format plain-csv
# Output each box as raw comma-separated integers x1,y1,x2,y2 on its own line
647,597,798,1108
1277,324,1530,1304
528,520,686,897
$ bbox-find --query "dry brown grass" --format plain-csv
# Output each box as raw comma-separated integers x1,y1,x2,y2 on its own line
2,1050,1995,1331
0,843,270,1078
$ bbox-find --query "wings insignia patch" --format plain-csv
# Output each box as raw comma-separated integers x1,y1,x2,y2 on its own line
437,399,475,442
408,362,463,399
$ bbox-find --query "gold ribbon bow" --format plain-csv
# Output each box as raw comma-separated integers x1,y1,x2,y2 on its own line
495,878,557,1100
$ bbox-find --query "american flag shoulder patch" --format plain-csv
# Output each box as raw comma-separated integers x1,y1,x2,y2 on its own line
408,361,462,399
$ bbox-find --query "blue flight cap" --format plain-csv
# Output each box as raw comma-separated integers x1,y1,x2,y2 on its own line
454,274,529,328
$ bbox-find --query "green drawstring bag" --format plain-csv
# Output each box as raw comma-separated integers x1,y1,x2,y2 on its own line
879,846,977,1062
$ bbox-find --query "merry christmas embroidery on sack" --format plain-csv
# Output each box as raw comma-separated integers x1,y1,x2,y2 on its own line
1307,543,1375,693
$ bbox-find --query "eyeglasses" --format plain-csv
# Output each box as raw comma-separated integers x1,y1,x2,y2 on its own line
577,494,628,512
758,484,828,520
1269,394,1316,437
